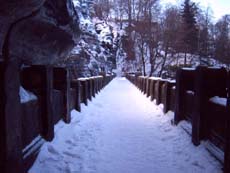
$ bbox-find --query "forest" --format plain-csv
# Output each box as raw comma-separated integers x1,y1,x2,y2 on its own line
89,0,230,78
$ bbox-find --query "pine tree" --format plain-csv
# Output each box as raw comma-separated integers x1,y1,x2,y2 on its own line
181,0,198,65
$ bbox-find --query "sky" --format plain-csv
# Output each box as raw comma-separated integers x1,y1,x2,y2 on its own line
161,0,230,21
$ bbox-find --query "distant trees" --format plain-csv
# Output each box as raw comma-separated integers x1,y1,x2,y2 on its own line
158,6,181,76
214,15,230,66
92,0,230,76
196,7,213,65
93,0,111,20
134,0,160,76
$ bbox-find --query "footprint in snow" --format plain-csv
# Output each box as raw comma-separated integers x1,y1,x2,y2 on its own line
65,139,74,145
39,154,63,164
175,150,183,155
47,145,60,155
63,151,81,159
163,127,172,132
192,161,205,169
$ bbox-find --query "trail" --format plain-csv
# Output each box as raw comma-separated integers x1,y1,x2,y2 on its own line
29,78,221,173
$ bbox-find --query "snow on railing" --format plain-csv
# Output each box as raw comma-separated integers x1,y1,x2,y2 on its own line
19,86,37,103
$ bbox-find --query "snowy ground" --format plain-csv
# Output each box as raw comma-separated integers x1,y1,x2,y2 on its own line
29,78,222,173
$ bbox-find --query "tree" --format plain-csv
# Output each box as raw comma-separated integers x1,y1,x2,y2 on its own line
196,7,214,65
181,0,198,65
93,0,111,20
158,6,181,76
214,15,230,67
134,0,159,76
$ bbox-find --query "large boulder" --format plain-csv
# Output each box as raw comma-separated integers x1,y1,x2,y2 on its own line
0,0,80,65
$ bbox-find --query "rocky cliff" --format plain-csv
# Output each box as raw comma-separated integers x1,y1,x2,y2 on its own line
0,0,80,65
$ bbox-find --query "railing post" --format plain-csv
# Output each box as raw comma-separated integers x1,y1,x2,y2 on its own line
225,103,230,173
71,79,81,112
146,78,151,97
91,77,95,98
224,73,230,173
79,79,88,106
53,67,71,124
162,81,169,113
155,80,164,105
0,62,5,173
66,67,71,123
191,67,208,145
174,69,186,124
87,78,92,101
174,69,195,124
45,66,54,140
4,59,23,173
150,79,156,101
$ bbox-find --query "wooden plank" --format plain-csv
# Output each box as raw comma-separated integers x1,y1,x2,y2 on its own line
224,75,230,173
4,60,23,173
0,62,6,173
71,80,81,112
45,66,54,139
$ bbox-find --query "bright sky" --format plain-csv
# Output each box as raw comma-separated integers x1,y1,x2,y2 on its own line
161,0,230,21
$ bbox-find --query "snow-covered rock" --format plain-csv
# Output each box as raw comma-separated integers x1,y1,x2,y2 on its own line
67,0,124,77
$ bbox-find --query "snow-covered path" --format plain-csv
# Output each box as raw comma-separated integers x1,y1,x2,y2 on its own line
29,78,221,173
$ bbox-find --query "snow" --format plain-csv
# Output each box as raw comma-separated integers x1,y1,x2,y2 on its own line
149,76,161,80
69,4,119,75
182,67,196,71
209,96,227,106
78,77,89,81
29,78,221,173
19,86,37,103
186,90,195,95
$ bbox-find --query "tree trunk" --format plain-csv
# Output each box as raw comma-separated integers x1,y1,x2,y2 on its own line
184,52,187,66
159,50,168,77
141,51,146,76
149,46,154,76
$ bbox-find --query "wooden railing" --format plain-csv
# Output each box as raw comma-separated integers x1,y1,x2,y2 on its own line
0,64,115,173
126,74,176,114
126,67,230,173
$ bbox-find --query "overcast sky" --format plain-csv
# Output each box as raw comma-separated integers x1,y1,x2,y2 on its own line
161,0,230,21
